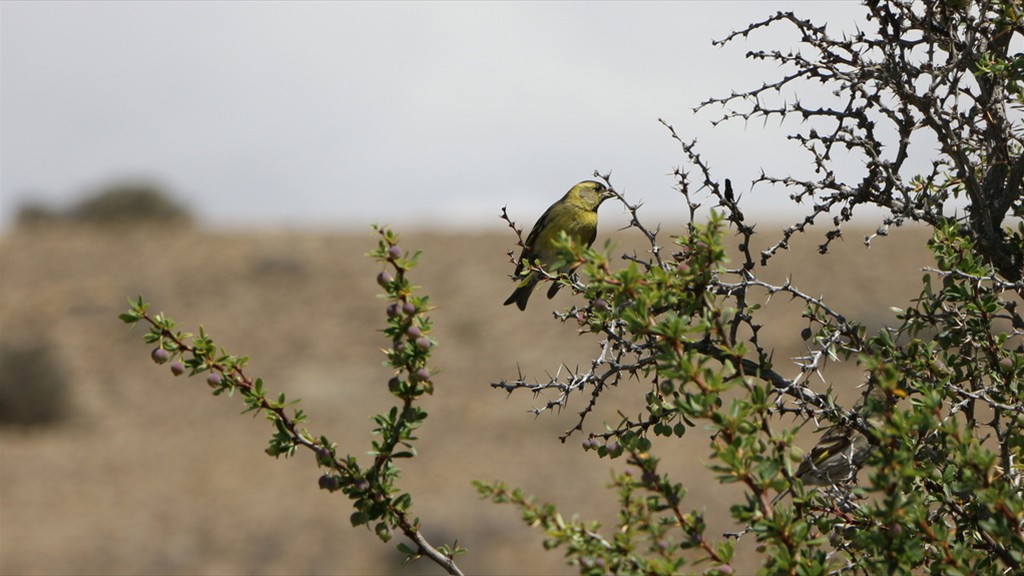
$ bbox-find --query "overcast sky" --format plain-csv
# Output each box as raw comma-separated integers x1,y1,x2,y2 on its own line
1,1,869,233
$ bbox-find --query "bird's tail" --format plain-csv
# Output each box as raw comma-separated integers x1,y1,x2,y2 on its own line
503,275,538,310
545,280,563,299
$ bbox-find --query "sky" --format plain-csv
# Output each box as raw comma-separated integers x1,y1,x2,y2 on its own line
1,1,873,233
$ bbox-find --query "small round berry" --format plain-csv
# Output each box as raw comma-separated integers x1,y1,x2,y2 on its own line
318,474,342,492
315,446,334,465
402,301,416,315
376,270,393,287
414,367,430,381
801,327,813,341
170,362,185,376
207,373,223,387
387,245,403,260
592,298,609,311
415,337,432,350
151,348,171,364
406,325,422,338
388,377,402,392
386,303,400,318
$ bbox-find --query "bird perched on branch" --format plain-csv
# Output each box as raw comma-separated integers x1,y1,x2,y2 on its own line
772,385,890,506
504,180,615,310
793,413,878,487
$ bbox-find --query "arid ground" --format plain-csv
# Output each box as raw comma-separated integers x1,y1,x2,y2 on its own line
1,221,934,575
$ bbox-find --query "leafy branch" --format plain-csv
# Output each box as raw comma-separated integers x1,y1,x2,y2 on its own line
119,226,465,575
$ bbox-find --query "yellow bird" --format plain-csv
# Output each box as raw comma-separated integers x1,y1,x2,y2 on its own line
504,180,614,310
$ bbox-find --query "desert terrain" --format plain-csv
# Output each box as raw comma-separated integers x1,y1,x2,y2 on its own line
0,220,934,575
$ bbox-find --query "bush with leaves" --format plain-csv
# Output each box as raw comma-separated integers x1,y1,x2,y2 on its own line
121,1,1022,574
121,227,465,575
480,1,1022,573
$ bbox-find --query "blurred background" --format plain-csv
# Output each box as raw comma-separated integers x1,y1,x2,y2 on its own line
2,2,940,574
1,1,881,233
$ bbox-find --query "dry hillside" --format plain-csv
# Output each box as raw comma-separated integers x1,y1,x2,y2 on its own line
0,221,934,575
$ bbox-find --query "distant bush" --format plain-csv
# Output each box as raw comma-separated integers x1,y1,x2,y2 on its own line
69,182,192,223
0,341,72,427
16,181,193,226
14,202,59,226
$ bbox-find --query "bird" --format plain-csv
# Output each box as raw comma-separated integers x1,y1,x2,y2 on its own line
793,415,877,487
771,385,889,505
504,180,615,311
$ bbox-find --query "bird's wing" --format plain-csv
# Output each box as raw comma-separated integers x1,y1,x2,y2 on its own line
583,225,598,249
514,203,559,277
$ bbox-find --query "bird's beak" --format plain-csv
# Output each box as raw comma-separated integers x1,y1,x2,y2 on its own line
602,189,616,201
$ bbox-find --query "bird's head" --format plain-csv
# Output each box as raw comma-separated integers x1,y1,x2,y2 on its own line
568,180,615,210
